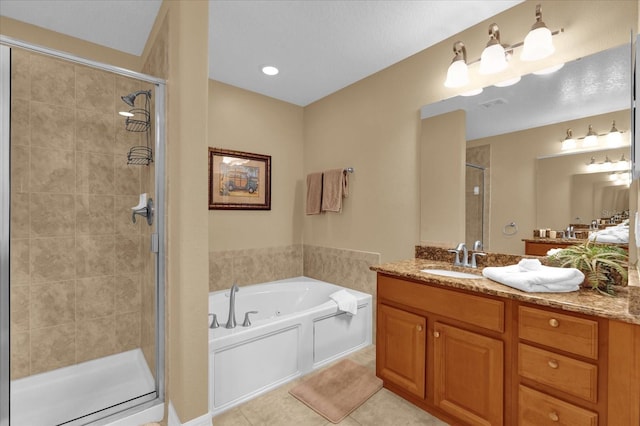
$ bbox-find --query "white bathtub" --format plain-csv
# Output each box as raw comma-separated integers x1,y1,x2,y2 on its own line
208,276,373,416
10,349,162,426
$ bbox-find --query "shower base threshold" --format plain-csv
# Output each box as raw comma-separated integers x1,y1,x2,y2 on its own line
10,348,156,426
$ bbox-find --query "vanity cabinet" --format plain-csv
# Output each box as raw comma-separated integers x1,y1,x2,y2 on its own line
375,271,640,426
376,274,507,426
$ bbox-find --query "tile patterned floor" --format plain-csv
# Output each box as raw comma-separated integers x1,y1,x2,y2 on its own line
212,345,449,426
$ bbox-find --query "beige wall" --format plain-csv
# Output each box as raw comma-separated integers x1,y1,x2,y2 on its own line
303,0,637,263
208,81,304,251
469,110,630,254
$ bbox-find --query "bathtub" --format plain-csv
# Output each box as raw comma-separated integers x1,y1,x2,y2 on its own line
208,276,373,416
10,348,163,426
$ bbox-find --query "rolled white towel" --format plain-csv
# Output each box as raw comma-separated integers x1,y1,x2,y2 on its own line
329,289,358,315
482,264,584,293
518,258,542,272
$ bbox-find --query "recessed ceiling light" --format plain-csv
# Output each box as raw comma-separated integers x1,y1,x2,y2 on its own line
262,66,279,76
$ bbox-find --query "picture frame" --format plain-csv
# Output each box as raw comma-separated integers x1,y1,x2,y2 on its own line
208,147,272,210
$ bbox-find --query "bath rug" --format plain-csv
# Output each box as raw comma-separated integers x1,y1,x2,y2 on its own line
289,358,382,423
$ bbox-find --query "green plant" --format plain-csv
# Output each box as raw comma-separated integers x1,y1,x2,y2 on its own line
547,240,628,296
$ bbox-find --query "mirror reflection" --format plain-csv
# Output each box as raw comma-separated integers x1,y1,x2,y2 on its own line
421,42,632,255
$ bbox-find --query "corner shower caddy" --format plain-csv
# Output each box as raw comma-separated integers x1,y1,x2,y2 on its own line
121,89,153,165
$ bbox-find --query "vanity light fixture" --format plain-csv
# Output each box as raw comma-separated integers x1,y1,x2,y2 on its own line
585,155,630,173
606,121,623,147
520,4,555,61
583,125,598,147
444,42,469,88
442,4,563,90
561,129,576,150
479,24,509,75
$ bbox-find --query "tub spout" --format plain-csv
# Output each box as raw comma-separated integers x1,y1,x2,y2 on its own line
225,284,240,329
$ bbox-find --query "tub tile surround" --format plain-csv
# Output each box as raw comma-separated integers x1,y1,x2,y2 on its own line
208,245,381,296
8,48,155,379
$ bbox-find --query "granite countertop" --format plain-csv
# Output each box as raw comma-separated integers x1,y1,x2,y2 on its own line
370,258,640,325
522,238,628,247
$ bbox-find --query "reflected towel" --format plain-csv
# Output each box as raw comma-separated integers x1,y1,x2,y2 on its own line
306,172,323,215
588,224,629,243
482,264,584,293
329,289,358,315
321,169,347,212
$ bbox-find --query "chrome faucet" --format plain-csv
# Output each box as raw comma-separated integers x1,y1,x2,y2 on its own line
225,284,240,329
448,243,469,267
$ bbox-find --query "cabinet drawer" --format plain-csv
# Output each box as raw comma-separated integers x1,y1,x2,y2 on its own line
378,275,504,332
518,344,597,403
519,306,598,359
518,385,597,426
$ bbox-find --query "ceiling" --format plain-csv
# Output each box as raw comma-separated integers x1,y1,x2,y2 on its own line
0,0,524,106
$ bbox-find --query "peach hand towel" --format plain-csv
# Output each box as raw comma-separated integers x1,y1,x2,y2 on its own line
321,169,347,212
306,172,323,215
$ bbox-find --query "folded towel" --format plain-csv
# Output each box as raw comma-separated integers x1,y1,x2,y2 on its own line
482,264,584,293
321,169,347,212
518,258,542,272
588,224,629,243
306,172,323,215
329,289,358,315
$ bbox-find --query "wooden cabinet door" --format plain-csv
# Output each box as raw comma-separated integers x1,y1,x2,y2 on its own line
433,322,504,426
377,304,426,399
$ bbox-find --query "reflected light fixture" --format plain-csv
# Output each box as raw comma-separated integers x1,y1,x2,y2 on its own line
607,120,622,147
494,76,521,87
583,125,598,147
561,129,576,150
479,24,508,75
521,4,555,61
444,41,469,88
586,157,598,171
533,63,564,75
460,88,483,97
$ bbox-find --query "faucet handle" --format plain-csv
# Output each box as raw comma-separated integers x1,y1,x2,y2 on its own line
470,252,487,268
447,249,462,266
208,313,219,329
242,311,258,327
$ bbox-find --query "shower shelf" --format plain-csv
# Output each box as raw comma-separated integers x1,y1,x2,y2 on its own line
121,90,153,166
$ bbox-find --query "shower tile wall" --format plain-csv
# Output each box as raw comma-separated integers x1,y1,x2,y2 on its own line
9,48,152,379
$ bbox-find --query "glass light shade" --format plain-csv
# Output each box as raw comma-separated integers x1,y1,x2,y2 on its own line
479,44,508,75
444,60,469,88
460,88,483,97
521,27,555,61
608,173,618,181
583,134,598,147
586,158,598,172
607,130,622,147
561,138,576,150
533,63,564,75
494,76,521,87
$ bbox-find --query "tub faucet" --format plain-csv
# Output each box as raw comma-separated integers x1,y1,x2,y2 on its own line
225,284,240,329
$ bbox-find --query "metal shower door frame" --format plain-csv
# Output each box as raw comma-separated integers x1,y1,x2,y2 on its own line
0,36,166,426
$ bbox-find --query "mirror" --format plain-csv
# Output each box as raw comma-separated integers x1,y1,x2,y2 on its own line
421,43,632,255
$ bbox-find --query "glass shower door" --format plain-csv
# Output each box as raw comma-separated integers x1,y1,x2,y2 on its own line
466,163,485,249
1,43,165,426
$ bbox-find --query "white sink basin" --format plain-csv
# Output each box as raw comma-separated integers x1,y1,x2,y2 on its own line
420,269,480,279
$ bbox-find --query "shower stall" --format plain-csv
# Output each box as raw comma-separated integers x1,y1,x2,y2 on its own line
0,38,165,426
466,163,486,249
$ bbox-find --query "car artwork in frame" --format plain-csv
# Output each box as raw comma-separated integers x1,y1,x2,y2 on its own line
208,147,272,210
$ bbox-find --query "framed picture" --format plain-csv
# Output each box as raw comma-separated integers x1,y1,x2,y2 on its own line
208,147,271,210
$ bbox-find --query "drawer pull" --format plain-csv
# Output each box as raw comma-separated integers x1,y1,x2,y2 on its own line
548,359,559,369
549,318,559,328
433,331,440,338
417,325,423,332
548,411,559,422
